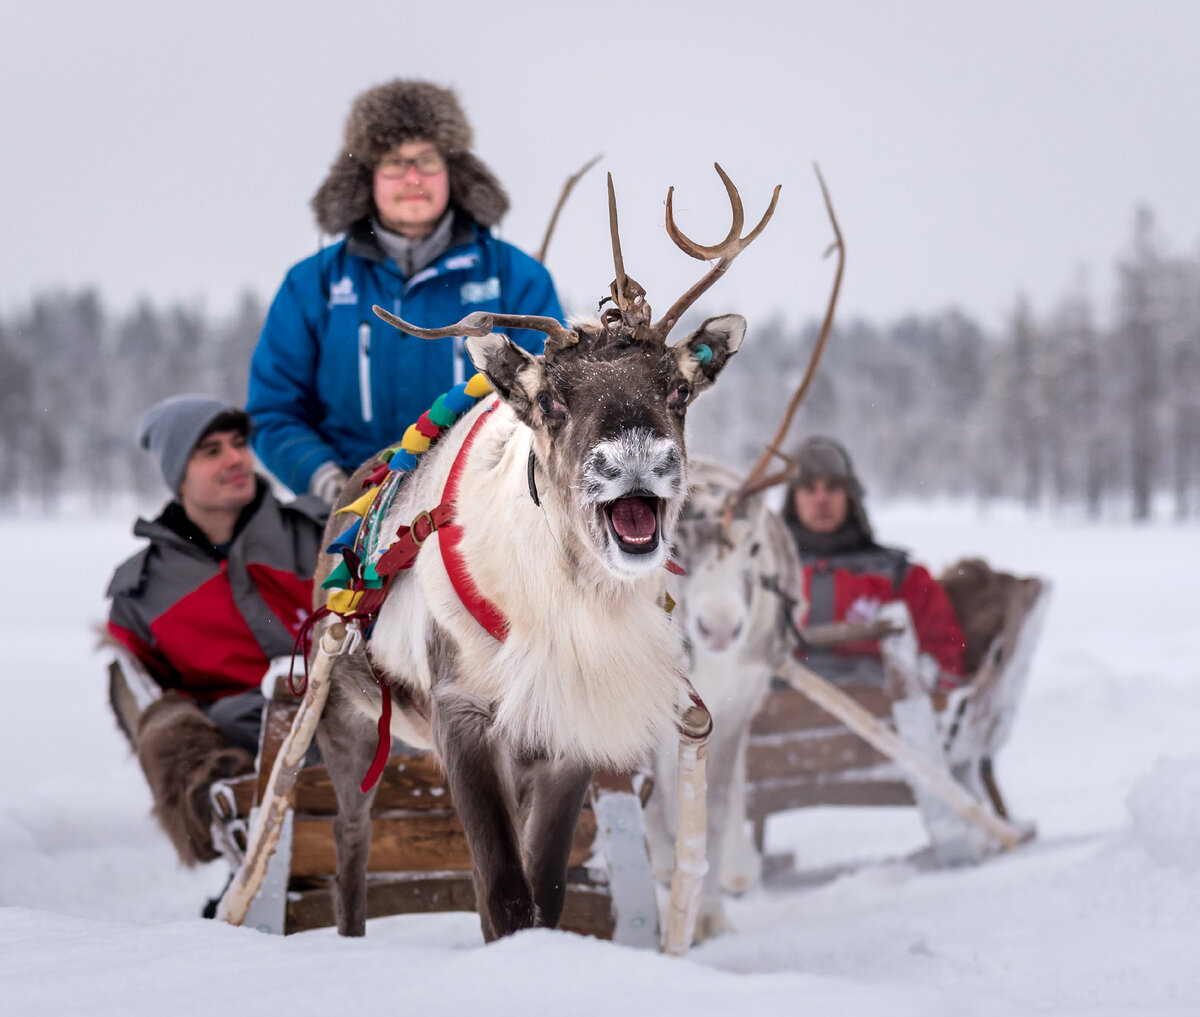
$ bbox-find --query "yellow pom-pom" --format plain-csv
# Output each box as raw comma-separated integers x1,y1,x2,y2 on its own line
335,486,381,517
464,373,493,398
401,424,431,454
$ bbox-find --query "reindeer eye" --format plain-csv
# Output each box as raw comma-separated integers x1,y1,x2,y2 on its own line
668,382,690,409
749,542,761,557
537,392,553,414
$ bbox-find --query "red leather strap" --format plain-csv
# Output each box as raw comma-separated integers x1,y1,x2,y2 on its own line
438,402,510,642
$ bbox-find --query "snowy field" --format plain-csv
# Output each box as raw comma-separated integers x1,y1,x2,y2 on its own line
2,500,1198,1016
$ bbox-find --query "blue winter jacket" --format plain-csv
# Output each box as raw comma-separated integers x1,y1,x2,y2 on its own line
247,217,563,494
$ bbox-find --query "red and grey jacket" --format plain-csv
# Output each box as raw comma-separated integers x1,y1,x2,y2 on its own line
799,545,966,684
106,482,328,702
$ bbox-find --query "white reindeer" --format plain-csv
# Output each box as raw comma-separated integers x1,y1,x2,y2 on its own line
647,170,844,939
314,167,781,940
647,460,802,938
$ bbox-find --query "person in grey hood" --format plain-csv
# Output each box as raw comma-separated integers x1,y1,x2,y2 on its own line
246,79,564,504
106,394,327,866
781,436,966,687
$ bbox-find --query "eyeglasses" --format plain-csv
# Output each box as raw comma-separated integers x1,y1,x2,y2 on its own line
375,151,447,179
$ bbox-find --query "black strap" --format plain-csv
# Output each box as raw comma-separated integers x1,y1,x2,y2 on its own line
759,574,811,653
527,448,540,506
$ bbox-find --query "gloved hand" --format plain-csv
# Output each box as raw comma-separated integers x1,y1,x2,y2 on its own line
309,461,349,506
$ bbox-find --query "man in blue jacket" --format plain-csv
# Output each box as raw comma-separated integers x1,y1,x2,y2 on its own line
247,79,564,503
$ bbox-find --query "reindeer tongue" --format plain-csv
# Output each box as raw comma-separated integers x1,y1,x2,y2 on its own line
609,497,657,544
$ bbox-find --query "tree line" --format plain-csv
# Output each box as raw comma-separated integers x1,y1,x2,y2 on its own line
2,208,1197,519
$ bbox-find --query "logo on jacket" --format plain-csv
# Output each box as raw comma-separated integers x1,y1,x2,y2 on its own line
460,277,501,305
329,276,358,307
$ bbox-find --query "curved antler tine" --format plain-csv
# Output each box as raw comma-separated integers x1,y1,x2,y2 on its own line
373,305,576,356
607,172,630,308
651,169,781,344
721,164,844,531
664,163,746,261
372,306,495,339
740,182,782,248
486,314,578,353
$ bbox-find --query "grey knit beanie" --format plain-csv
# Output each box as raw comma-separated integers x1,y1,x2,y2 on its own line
136,394,253,493
781,436,874,543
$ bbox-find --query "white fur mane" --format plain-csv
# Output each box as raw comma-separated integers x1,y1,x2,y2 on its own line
366,399,687,769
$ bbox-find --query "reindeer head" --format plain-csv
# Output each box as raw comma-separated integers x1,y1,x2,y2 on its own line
672,461,802,655
374,165,778,579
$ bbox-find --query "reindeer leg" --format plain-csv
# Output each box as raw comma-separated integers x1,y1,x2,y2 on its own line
522,759,593,929
317,670,382,937
433,691,534,941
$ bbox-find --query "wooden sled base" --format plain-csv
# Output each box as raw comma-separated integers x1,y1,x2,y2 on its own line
209,741,642,938
746,565,1049,867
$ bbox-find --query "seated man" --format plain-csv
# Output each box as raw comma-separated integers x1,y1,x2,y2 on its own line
781,437,966,689
106,394,328,865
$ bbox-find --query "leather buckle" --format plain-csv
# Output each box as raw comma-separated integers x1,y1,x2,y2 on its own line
410,509,435,546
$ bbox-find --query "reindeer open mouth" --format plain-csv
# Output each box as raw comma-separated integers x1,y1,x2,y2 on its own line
603,494,662,555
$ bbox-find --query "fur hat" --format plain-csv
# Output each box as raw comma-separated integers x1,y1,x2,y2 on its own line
311,79,510,235
137,394,252,494
781,436,875,544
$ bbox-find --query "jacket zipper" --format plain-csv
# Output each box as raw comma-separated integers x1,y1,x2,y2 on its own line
358,321,373,423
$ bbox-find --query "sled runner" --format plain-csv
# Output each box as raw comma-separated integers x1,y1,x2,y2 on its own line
746,560,1049,866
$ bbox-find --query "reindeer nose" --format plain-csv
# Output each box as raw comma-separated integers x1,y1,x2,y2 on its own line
695,617,742,652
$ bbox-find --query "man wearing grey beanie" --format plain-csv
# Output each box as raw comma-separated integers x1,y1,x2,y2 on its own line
106,393,328,867
781,436,967,690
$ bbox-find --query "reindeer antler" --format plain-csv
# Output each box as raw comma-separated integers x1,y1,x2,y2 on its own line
721,164,845,533
649,164,781,345
537,153,602,265
605,173,654,338
372,306,578,357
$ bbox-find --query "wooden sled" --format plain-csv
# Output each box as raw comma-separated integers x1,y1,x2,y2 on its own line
211,680,661,942
106,649,660,944
746,561,1050,866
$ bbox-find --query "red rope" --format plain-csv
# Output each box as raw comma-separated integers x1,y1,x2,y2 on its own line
360,666,393,792
289,605,332,696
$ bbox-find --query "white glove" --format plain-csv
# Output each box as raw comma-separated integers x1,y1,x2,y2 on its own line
309,461,349,505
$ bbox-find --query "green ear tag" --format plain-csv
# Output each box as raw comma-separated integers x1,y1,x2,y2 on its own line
694,344,713,365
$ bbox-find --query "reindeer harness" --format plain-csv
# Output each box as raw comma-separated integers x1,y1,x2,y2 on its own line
295,371,691,791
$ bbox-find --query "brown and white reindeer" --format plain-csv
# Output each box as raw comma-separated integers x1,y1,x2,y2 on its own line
646,170,844,939
313,166,780,941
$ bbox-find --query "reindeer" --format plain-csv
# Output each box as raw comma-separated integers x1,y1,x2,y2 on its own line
646,170,844,939
313,166,780,941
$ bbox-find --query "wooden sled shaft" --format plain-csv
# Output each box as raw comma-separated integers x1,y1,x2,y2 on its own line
778,655,1023,850
218,621,347,926
661,705,711,956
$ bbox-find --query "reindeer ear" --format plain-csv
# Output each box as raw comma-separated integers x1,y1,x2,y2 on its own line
466,333,542,416
673,313,746,394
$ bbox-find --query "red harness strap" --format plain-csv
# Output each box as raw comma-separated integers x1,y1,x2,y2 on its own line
437,402,510,642
360,402,505,791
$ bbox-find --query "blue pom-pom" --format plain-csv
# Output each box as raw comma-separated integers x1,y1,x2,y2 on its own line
443,384,476,414
388,450,419,472
694,344,713,364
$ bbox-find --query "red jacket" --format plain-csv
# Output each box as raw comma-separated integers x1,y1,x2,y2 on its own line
106,484,327,702
800,545,966,682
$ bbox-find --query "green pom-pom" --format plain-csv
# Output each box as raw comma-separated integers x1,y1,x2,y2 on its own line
694,344,713,364
428,395,458,428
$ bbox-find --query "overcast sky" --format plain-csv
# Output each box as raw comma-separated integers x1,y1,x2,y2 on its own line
3,0,1197,334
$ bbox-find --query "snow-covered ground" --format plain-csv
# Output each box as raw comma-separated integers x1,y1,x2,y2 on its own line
2,500,1197,1016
